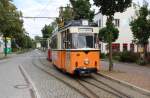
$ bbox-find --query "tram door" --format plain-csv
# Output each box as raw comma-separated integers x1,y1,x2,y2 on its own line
60,31,65,71
63,30,72,72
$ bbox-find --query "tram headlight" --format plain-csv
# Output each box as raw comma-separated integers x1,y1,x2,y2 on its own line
84,59,90,65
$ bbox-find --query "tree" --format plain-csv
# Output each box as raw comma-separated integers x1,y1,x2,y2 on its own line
0,0,33,53
93,0,132,71
56,5,74,28
130,1,150,62
99,25,119,43
35,36,42,42
70,0,94,21
0,0,25,55
59,5,74,22
41,24,54,48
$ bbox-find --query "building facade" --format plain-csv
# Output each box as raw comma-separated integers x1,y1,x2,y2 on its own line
94,6,140,53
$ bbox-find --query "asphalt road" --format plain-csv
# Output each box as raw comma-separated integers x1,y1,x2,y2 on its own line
0,52,32,98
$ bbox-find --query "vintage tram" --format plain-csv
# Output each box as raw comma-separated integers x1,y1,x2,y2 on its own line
48,20,100,75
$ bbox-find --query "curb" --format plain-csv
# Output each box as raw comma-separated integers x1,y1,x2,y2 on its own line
98,72,150,96
19,65,40,98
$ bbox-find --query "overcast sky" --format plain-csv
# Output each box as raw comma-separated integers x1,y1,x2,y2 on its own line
13,0,149,38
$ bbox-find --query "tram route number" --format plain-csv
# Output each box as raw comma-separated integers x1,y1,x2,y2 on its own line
79,28,93,33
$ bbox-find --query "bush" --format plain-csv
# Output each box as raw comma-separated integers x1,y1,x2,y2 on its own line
112,52,121,60
137,53,150,65
137,59,147,65
119,51,139,63
100,53,106,59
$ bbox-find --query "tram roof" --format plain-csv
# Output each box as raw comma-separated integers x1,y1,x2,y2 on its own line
64,20,98,27
51,20,99,37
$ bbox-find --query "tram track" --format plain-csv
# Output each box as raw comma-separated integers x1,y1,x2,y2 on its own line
92,75,132,98
93,72,150,98
37,53,101,98
36,54,121,98
31,53,98,98
95,72,150,97
79,78,123,98
76,79,99,98
35,52,129,98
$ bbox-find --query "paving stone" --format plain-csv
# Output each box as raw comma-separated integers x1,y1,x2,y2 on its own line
22,61,85,98
101,61,150,91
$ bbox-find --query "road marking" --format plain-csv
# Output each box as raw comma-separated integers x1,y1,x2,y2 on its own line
19,65,38,98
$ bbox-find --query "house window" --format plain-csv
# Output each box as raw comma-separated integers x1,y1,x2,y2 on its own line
130,44,134,52
114,19,120,27
106,44,109,51
99,19,101,27
96,21,98,26
123,43,128,51
112,43,120,52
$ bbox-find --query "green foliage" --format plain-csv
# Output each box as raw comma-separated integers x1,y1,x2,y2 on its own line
130,2,150,62
0,0,23,37
112,52,121,60
130,2,150,46
94,0,132,71
60,5,74,22
34,36,42,42
137,59,147,65
119,51,139,63
41,24,54,47
0,0,33,52
99,24,119,43
100,53,106,59
42,24,53,38
70,0,94,21
93,0,132,16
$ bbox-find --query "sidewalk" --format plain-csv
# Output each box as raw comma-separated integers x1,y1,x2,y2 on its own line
0,53,17,60
0,53,4,59
0,52,32,98
100,61,150,91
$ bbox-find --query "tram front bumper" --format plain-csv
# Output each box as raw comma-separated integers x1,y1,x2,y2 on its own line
74,68,97,75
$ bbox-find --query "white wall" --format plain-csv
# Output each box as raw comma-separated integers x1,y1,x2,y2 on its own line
94,6,139,53
36,42,41,48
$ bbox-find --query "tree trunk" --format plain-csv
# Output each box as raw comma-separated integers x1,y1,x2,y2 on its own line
144,44,148,61
108,15,113,71
108,32,113,71
4,36,7,57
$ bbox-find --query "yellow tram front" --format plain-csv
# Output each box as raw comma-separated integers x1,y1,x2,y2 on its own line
51,20,101,75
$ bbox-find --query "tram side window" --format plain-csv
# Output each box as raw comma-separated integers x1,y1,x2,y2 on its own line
66,33,72,49
51,36,57,49
63,30,72,49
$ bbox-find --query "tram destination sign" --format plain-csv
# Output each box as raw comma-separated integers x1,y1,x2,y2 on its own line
79,28,93,33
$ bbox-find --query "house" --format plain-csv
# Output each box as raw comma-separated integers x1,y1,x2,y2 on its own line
94,6,140,53
36,42,41,48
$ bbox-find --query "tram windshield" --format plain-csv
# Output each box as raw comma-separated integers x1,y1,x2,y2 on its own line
72,33,94,48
